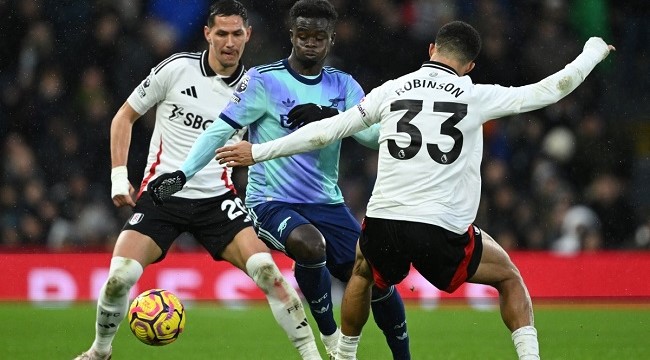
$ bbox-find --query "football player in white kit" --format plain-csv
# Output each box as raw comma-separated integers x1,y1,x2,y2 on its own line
74,1,321,359
215,21,615,360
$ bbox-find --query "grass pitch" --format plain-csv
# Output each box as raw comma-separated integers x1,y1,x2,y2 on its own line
0,301,648,359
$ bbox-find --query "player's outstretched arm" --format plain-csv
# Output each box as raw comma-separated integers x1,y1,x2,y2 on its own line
148,119,238,205
110,101,142,208
517,37,614,113
475,37,614,121
218,106,372,166
351,124,380,150
181,118,238,179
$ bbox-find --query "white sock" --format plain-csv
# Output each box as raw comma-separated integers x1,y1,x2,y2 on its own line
91,257,143,354
321,327,340,354
512,326,540,360
336,334,361,360
246,253,319,359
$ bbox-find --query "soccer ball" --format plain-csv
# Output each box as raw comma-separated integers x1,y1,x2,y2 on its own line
128,289,186,346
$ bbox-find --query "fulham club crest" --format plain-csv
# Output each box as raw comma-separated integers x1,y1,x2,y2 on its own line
129,213,144,225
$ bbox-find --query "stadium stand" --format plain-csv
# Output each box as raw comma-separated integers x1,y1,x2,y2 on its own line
1,0,648,252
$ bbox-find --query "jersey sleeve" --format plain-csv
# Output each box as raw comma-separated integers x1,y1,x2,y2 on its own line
343,73,380,149
126,65,168,115
344,74,365,109
252,83,386,162
351,123,380,150
180,119,237,179
219,69,267,128
180,69,267,179
474,38,611,122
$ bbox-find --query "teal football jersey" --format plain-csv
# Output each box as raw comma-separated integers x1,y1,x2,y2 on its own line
219,59,364,207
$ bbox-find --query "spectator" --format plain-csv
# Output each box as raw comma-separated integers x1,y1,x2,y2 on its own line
551,205,601,254
585,173,638,248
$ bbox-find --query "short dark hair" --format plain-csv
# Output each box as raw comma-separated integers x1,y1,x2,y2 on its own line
207,0,248,27
289,0,338,30
435,21,482,64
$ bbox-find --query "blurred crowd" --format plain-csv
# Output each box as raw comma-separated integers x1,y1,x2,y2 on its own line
1,0,649,254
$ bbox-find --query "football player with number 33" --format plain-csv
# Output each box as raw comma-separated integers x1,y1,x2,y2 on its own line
215,21,615,360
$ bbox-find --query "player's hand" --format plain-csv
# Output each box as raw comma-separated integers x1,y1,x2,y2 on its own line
147,170,186,206
287,103,339,129
111,166,136,208
216,141,255,167
112,184,136,208
583,37,616,61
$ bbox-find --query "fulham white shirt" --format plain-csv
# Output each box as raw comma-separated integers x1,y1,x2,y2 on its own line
127,51,246,199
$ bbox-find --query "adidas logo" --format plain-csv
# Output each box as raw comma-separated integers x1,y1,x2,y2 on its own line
282,98,295,107
396,331,408,341
181,86,198,98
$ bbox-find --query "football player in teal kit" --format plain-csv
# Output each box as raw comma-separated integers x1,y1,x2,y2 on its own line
149,1,410,359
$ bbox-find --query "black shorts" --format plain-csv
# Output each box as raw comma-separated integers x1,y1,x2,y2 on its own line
123,191,252,262
359,217,483,293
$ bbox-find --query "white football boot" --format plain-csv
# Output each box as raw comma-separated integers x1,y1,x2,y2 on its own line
73,348,112,360
321,328,341,360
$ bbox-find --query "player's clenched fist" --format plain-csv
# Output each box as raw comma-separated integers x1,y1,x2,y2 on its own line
147,170,187,205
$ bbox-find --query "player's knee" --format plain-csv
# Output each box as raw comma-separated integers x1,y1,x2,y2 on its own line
286,225,326,262
246,252,283,293
287,236,326,262
492,262,524,291
502,258,523,280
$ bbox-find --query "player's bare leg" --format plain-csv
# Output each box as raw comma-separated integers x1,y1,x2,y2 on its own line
221,227,322,360
74,230,155,359
468,231,540,360
336,243,374,360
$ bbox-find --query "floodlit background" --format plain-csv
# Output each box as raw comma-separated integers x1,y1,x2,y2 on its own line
0,0,648,254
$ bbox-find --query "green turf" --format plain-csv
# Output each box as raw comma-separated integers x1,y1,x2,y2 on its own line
0,301,648,359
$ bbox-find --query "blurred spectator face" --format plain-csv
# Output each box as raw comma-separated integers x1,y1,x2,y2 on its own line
79,66,110,120
37,199,58,222
1,227,21,248
19,0,40,17
204,14,251,71
0,184,18,209
69,173,89,199
23,179,44,207
495,229,518,251
483,159,508,190
582,229,602,252
143,18,178,59
290,17,334,68
589,174,622,205
4,133,38,180
38,66,64,101
20,213,43,244
96,12,120,45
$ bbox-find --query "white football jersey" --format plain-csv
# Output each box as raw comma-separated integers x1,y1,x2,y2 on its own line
127,51,246,199
253,43,607,233
359,62,497,233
